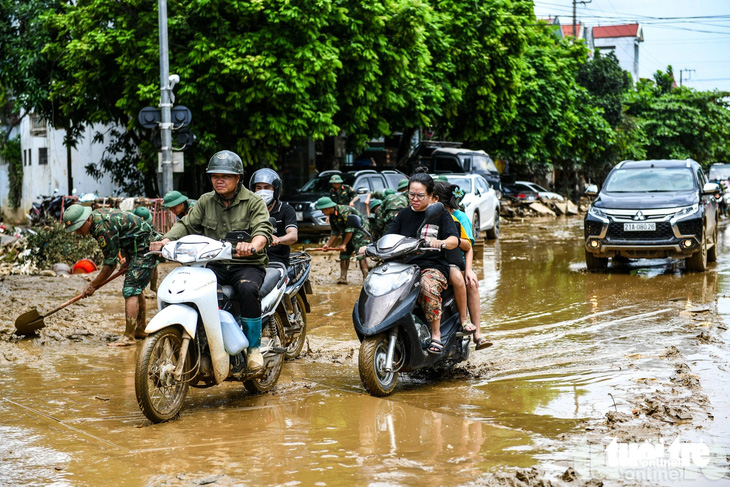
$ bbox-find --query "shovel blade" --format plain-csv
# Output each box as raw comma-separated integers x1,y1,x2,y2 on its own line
15,308,45,336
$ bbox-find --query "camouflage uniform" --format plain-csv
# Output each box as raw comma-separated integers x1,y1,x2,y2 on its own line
380,192,409,234
369,204,387,241
329,205,370,261
330,184,356,206
90,209,159,299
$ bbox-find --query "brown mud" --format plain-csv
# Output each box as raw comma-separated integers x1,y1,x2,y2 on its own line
1,217,729,486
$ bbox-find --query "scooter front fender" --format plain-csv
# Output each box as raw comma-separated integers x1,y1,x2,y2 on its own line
145,304,199,337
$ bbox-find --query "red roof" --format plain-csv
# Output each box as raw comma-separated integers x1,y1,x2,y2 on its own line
561,24,583,38
593,24,640,38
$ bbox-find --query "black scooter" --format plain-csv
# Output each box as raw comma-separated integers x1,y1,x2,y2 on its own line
278,251,312,359
350,203,470,397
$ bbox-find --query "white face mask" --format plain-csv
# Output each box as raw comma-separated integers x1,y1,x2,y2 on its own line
256,189,274,205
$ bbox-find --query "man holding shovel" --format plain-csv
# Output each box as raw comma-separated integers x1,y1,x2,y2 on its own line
62,204,159,347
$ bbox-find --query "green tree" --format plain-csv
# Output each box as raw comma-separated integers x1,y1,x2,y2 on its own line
625,74,730,164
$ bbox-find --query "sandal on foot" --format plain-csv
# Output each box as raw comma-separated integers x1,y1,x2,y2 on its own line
461,320,477,334
336,278,347,285
474,337,493,350
427,339,444,355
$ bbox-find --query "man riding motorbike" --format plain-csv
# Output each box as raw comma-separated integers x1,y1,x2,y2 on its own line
150,150,273,371
249,168,298,267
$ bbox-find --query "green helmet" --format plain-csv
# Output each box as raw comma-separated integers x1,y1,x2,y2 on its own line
162,190,189,208
434,175,448,182
62,204,92,233
329,175,344,184
370,198,383,210
133,206,152,223
206,150,243,175
315,196,337,210
384,188,396,196
397,179,409,191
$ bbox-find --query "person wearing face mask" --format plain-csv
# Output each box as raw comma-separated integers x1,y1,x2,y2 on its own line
249,168,298,267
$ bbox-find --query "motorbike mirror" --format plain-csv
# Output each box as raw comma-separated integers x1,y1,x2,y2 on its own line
416,202,445,236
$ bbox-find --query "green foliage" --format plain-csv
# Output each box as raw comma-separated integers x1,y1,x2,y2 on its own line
625,83,730,164
0,136,22,208
25,223,103,270
577,50,630,128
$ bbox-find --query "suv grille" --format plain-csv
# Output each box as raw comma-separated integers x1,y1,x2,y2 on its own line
676,219,702,236
606,221,674,240
584,220,604,236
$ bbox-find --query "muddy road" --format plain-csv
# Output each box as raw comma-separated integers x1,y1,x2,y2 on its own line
1,217,729,486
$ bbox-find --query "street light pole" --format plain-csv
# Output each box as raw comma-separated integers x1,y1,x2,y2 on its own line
158,0,173,196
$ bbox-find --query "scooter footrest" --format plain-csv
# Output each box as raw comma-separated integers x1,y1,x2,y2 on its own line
269,347,288,354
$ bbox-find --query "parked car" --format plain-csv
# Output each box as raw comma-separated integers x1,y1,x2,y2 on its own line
707,163,730,216
282,169,407,236
443,173,500,239
584,159,720,272
502,184,538,203
427,148,502,198
514,181,564,201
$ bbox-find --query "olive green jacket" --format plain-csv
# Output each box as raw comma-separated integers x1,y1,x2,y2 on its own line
164,187,273,266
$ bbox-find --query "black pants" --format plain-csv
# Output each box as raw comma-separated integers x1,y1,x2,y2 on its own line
209,263,265,318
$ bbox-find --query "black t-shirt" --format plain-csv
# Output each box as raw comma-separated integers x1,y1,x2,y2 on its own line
385,206,458,279
267,200,297,266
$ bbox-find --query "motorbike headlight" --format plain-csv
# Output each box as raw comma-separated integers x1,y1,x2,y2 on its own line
674,203,699,217
199,248,222,260
172,242,208,263
365,267,415,297
588,206,607,218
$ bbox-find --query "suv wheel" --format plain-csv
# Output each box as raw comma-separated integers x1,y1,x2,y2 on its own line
585,249,608,271
486,209,500,240
708,226,718,263
472,212,481,239
686,232,708,272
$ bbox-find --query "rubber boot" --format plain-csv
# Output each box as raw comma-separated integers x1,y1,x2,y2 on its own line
135,293,148,339
240,316,263,372
337,260,349,284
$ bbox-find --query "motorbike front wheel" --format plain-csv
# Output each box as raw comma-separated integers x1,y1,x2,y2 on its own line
244,313,285,394
135,327,190,423
284,293,308,359
359,333,398,397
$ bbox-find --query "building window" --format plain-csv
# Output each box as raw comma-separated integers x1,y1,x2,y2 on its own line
23,149,27,166
27,149,31,166
39,147,48,165
29,113,47,137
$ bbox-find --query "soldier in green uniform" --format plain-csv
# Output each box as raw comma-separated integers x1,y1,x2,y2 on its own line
329,175,358,207
368,198,384,241
63,204,159,347
380,179,409,233
162,190,197,220
132,206,159,292
315,197,370,284
150,150,273,371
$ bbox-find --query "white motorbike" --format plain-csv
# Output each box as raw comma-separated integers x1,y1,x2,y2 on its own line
135,234,287,423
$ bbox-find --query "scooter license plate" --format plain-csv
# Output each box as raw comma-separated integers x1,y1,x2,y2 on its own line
296,211,303,221
623,222,655,231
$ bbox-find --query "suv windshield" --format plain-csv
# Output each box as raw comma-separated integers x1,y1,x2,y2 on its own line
445,176,474,193
708,166,730,180
472,154,499,174
604,167,696,193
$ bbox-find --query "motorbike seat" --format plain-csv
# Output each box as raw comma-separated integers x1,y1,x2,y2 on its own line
259,263,287,298
218,264,287,301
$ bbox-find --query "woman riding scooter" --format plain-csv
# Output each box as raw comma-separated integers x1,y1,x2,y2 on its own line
383,172,460,355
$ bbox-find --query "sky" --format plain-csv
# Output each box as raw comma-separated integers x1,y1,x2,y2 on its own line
532,0,730,92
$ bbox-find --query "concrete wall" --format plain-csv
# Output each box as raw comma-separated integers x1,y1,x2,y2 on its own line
18,117,122,215
593,36,640,80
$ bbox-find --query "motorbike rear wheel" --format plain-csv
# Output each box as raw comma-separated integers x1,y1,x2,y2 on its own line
135,327,190,423
284,293,308,359
359,333,398,397
244,313,285,394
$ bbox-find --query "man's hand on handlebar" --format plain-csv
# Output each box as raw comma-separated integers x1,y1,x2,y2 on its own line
235,241,259,257
149,238,170,252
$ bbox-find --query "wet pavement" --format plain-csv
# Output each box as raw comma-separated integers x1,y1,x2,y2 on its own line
1,216,729,485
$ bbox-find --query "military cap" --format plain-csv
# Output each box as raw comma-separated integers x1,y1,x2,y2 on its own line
315,196,338,210
162,190,189,208
62,204,92,233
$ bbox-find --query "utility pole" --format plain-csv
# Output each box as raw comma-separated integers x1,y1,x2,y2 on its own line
573,0,577,38
679,68,696,87
158,0,173,196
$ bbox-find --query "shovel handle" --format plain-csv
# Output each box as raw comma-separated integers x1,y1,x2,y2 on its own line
42,268,127,319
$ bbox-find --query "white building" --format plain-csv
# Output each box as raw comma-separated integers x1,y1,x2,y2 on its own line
591,24,644,81
1,113,123,218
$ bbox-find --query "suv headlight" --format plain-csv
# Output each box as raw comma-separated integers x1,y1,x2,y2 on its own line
674,203,699,217
588,206,607,218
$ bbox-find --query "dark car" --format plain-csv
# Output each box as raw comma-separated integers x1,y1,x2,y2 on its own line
502,183,538,203
429,148,502,197
584,159,720,272
282,169,407,237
